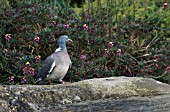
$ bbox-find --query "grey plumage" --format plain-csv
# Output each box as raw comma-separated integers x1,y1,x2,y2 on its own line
35,35,72,84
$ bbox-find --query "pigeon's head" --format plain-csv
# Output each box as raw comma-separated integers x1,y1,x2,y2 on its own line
57,35,72,50
57,35,72,44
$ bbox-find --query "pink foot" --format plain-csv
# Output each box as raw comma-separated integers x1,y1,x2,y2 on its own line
62,81,65,84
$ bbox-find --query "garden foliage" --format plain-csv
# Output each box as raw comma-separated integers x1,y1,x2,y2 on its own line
0,0,170,84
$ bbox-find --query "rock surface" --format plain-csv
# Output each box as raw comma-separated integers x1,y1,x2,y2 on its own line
41,95,170,112
0,76,170,112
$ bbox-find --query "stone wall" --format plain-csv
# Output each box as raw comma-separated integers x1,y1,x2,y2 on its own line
0,76,170,111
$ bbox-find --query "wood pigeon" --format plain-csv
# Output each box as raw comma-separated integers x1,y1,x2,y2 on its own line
35,35,72,84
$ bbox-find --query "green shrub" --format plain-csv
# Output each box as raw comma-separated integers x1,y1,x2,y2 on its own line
0,1,56,84
0,0,170,84
66,0,170,83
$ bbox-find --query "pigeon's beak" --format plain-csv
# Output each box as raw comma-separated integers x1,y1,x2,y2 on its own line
68,38,73,42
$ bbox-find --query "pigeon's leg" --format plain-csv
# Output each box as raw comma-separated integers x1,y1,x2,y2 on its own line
61,80,65,84
60,80,71,84
58,79,65,84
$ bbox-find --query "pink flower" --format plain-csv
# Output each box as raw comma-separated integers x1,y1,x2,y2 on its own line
35,55,41,62
3,48,8,53
9,76,14,82
22,77,27,82
81,55,86,61
166,66,170,74
83,24,88,30
64,24,70,28
162,2,168,8
23,67,28,74
103,49,109,55
25,62,31,68
108,42,114,48
29,68,35,75
52,21,56,26
5,34,11,41
34,36,40,43
117,49,122,56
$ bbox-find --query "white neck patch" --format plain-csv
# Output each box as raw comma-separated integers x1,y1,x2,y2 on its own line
55,47,62,52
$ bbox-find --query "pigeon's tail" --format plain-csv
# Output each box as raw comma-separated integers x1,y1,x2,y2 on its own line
34,78,50,85
34,78,42,85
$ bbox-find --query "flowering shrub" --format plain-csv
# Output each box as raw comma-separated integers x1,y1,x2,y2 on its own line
0,0,170,84
0,1,55,84
65,0,170,83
